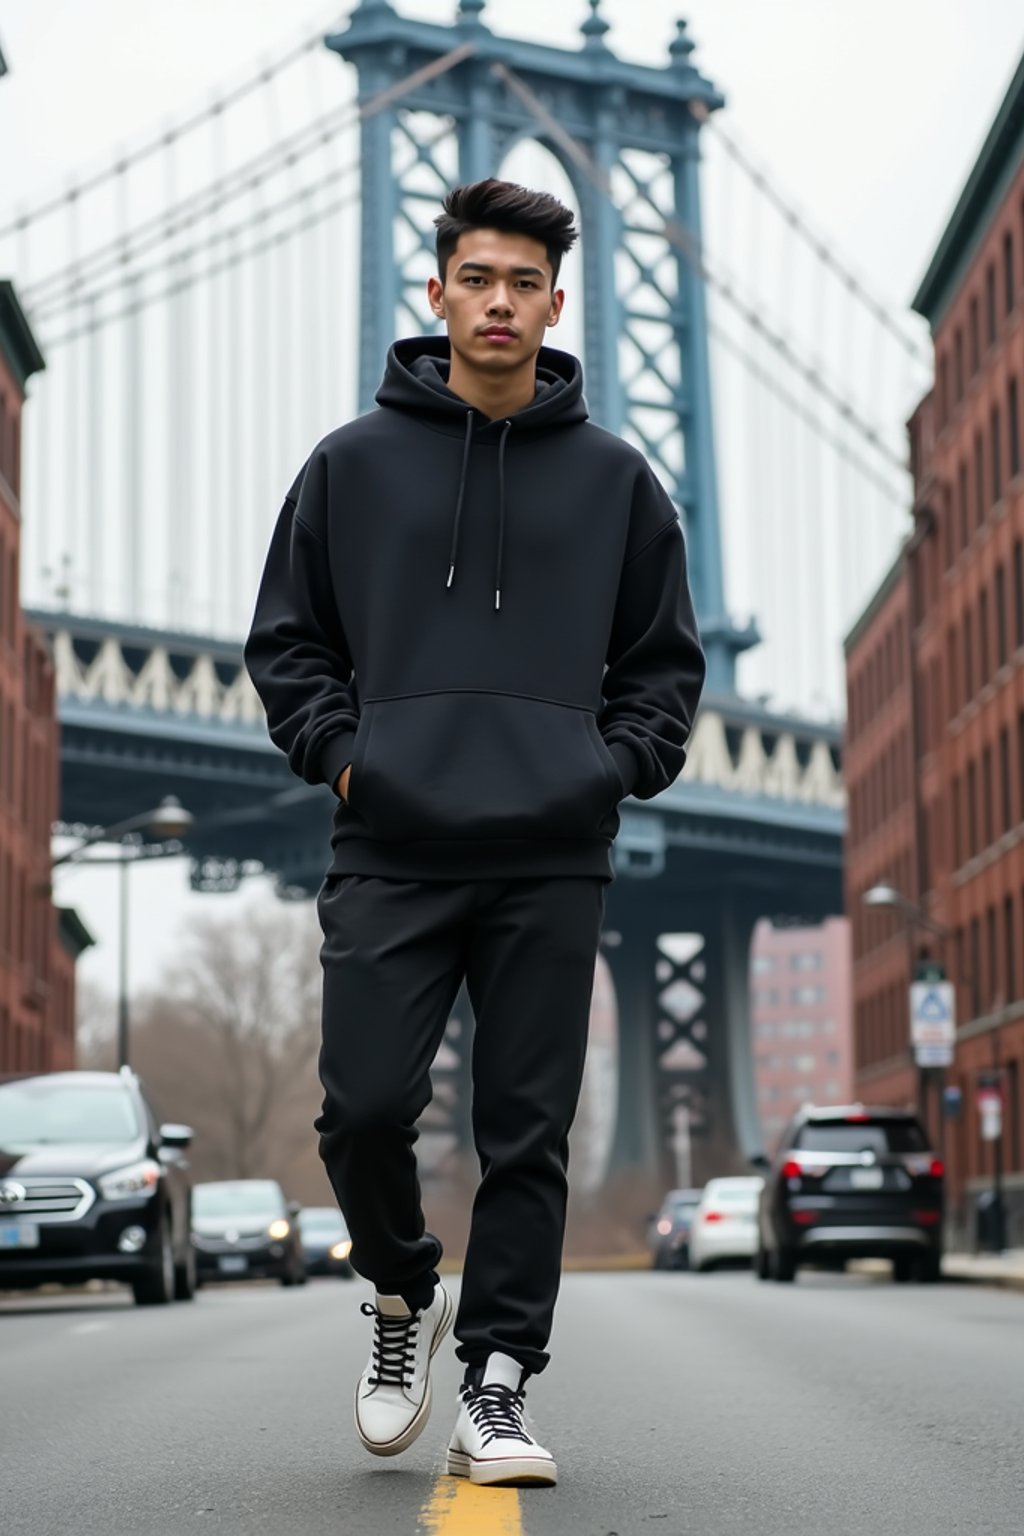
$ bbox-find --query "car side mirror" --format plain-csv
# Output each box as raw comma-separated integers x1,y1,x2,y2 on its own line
748,1153,770,1172
287,1200,302,1218
160,1123,193,1149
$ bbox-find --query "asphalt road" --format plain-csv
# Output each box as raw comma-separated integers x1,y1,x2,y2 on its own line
2,1267,1022,1536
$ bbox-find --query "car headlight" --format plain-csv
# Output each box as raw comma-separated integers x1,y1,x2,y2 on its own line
330,1240,353,1260
98,1160,161,1200
268,1219,291,1240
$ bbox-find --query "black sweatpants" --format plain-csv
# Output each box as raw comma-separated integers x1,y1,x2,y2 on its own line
314,873,605,1376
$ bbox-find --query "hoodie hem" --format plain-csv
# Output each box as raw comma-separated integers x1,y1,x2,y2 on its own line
328,837,614,882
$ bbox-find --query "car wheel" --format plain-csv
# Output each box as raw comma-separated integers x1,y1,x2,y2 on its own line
918,1251,942,1284
756,1245,771,1281
772,1245,797,1283
893,1256,914,1284
174,1242,197,1302
133,1218,175,1306
280,1268,296,1287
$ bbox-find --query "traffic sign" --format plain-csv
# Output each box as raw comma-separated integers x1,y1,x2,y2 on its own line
976,1073,1004,1142
909,982,956,1049
915,1043,954,1068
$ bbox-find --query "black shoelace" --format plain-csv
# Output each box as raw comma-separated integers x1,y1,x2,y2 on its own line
461,1382,532,1446
361,1302,419,1390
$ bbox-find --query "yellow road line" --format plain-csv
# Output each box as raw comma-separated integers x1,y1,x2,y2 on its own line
420,1474,523,1535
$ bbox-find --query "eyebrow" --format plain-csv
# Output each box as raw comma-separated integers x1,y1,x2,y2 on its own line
455,261,547,278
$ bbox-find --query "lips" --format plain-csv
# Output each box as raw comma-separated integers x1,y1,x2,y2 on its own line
480,328,517,340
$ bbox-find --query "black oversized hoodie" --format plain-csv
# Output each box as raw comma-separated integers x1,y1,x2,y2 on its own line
243,337,706,881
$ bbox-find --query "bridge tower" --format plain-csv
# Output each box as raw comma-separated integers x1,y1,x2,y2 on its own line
327,0,765,1188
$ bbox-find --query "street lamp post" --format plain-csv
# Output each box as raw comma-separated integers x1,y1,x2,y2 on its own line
862,882,1003,1252
51,797,194,1069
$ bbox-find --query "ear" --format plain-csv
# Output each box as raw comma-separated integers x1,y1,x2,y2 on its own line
546,287,565,330
427,275,445,319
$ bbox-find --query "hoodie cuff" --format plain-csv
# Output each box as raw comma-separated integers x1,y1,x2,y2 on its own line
608,742,640,800
321,731,358,796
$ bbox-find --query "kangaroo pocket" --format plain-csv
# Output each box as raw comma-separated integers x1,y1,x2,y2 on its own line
347,692,622,842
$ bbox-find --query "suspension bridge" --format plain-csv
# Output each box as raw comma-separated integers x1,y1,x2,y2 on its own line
3,0,932,1186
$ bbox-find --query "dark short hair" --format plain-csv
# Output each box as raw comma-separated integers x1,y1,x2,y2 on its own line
434,179,579,286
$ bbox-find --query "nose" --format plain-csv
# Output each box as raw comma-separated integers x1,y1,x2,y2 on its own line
487,286,514,315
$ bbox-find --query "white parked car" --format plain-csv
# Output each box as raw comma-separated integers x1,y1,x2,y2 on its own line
688,1176,764,1272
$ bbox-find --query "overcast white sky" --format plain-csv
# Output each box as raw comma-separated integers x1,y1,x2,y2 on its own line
4,0,1024,1000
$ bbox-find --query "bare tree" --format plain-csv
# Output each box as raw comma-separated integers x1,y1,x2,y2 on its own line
75,977,116,1070
131,896,323,1185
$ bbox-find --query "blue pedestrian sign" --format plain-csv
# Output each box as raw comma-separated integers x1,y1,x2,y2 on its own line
909,982,956,1065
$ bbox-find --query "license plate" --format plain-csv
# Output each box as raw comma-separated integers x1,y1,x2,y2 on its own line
218,1254,249,1274
0,1223,40,1249
850,1168,884,1190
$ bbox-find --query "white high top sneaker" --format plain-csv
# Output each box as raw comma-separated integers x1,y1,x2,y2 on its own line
354,1283,454,1457
446,1352,557,1487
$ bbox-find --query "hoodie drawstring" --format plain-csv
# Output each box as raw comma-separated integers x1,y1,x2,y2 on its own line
446,413,514,613
494,420,512,612
447,411,475,590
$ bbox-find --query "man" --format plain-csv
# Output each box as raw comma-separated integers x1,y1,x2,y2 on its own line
244,179,705,1487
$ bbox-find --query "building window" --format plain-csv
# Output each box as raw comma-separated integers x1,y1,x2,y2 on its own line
996,564,1008,668
1005,896,1016,1001
1007,230,1017,315
974,430,986,529
952,774,962,865
991,406,1003,506
1001,726,1012,833
979,586,990,682
955,327,965,401
791,985,826,1007
1016,541,1024,650
788,952,823,972
791,1054,816,1074
963,610,973,700
1010,378,1021,480
986,262,998,347
970,296,980,374
987,905,998,1008
948,626,959,715
968,759,978,855
983,746,994,847
751,955,776,976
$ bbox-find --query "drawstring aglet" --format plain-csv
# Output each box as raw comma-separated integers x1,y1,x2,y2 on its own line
447,564,456,589
494,589,502,612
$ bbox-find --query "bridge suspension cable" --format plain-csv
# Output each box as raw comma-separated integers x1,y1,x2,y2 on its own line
0,2,349,242
704,117,930,372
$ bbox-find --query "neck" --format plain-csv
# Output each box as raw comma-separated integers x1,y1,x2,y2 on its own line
447,350,538,421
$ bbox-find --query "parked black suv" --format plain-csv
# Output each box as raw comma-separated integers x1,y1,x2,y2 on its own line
754,1105,944,1283
0,1070,195,1305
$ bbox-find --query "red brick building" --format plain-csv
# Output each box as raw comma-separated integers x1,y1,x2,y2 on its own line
750,918,853,1152
845,55,1024,1243
0,280,91,1073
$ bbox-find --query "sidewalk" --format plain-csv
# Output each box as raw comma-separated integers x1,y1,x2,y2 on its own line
942,1247,1024,1291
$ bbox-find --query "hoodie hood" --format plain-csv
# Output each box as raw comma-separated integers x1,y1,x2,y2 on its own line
375,336,588,611
375,335,589,434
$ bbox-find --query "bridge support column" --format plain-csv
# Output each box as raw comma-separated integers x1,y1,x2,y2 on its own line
603,896,762,1189
604,917,666,1181
686,900,761,1185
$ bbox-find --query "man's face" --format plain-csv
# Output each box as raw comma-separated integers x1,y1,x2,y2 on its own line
427,228,564,373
